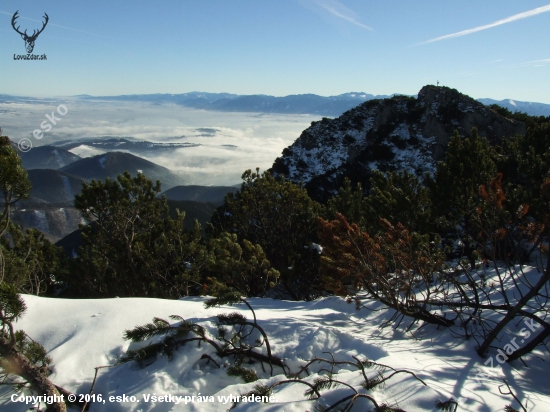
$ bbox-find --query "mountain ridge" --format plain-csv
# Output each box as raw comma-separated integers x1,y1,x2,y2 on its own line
59,152,187,191
78,91,550,117
78,91,388,117
270,85,528,202
3,91,549,117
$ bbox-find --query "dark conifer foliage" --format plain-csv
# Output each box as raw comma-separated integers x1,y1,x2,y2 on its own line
500,122,550,223
1,131,63,295
364,170,433,235
1,133,32,283
209,169,324,300
2,228,63,295
426,128,499,265
326,178,366,228
207,232,280,297
0,134,71,410
66,172,209,298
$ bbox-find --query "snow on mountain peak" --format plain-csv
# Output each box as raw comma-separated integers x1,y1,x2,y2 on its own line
271,85,526,202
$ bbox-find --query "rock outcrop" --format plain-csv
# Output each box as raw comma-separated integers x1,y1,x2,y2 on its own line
271,85,526,202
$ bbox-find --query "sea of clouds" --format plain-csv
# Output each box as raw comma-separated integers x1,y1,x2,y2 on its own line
0,99,320,185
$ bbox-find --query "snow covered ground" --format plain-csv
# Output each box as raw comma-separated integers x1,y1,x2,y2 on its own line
1,291,549,411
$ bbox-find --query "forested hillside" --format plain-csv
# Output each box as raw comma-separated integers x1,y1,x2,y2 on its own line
1,87,550,410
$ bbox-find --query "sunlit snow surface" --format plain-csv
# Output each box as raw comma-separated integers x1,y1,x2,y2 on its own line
3,268,550,412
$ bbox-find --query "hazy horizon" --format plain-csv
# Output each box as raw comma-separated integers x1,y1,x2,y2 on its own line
3,89,549,105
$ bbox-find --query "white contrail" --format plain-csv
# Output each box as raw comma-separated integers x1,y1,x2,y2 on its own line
1,10,110,38
304,0,373,31
504,58,550,68
319,2,373,31
418,4,550,45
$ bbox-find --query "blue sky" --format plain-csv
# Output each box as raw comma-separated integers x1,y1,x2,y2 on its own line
1,1,549,103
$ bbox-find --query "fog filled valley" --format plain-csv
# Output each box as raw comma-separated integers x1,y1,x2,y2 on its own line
0,98,321,186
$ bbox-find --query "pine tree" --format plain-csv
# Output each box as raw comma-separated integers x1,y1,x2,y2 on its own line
2,227,63,295
427,128,498,264
429,128,498,223
364,170,433,234
326,178,366,228
500,122,550,223
209,169,323,300
318,213,449,326
207,232,280,297
68,172,209,298
0,284,67,411
0,132,32,283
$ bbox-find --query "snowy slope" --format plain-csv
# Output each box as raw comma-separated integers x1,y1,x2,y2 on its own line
2,285,549,412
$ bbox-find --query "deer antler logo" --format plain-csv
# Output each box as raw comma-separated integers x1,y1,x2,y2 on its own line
11,11,49,54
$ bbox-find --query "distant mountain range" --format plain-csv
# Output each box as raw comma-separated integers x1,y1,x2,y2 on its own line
9,151,190,242
11,169,85,243
3,91,549,117
477,98,550,117
11,205,84,243
52,137,200,154
26,169,85,204
79,91,550,118
78,91,386,117
16,146,187,191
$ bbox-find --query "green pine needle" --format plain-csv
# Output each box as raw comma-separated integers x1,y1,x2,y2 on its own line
217,312,247,324
227,365,258,383
0,283,27,321
123,319,176,342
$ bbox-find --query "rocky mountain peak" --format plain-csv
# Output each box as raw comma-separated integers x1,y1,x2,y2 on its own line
271,85,526,202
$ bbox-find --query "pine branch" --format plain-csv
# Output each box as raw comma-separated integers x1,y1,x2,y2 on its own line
122,318,176,342
217,312,247,324
227,365,258,383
